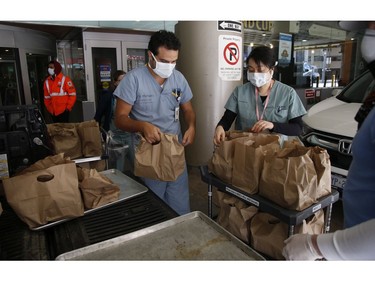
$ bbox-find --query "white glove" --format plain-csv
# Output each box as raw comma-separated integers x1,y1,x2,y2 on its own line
361,28,375,63
282,234,323,261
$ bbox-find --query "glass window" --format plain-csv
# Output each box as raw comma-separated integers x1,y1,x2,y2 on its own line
127,48,147,72
243,21,366,89
26,53,49,109
337,70,375,103
0,48,22,106
57,36,86,100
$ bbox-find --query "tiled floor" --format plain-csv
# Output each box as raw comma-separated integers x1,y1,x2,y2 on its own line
187,165,344,232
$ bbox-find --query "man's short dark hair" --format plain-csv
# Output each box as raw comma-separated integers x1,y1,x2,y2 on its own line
148,30,181,55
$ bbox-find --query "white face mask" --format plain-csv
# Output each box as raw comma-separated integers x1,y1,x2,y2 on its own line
247,71,272,87
48,68,55,76
361,28,375,63
149,52,176,78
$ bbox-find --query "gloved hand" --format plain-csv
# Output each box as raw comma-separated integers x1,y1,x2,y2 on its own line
282,234,323,261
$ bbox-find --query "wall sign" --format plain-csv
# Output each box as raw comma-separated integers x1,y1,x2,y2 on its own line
218,35,243,81
278,33,293,66
243,21,273,32
217,20,242,33
99,64,111,82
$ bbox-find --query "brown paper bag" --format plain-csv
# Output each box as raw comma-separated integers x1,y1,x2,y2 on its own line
282,141,332,199
259,146,318,210
250,210,324,260
309,146,332,199
208,139,236,184
47,123,82,159
3,160,84,229
216,191,258,243
282,139,304,148
77,160,107,172
232,133,280,194
76,120,102,157
134,133,185,181
208,135,249,184
17,153,68,175
77,167,120,209
226,130,252,140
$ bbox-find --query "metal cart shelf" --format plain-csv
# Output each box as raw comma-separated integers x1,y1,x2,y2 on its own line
200,165,340,236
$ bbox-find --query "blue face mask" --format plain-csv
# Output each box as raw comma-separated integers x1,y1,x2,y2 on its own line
149,52,176,78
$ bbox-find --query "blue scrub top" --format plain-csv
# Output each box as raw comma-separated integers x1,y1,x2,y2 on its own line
225,80,307,131
114,65,193,139
343,107,375,228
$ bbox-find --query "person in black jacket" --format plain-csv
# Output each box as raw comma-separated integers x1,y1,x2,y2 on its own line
94,70,126,131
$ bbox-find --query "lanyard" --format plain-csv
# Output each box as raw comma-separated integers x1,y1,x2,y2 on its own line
255,83,272,121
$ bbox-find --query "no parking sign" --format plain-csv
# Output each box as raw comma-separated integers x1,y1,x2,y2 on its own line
218,35,242,81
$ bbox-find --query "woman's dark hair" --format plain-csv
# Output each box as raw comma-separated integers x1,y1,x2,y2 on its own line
113,70,126,82
246,46,277,69
148,30,181,55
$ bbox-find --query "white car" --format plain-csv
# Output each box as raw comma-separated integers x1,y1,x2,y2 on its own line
299,69,375,195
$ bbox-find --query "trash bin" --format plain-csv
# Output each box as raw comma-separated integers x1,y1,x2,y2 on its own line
108,143,128,172
106,130,129,172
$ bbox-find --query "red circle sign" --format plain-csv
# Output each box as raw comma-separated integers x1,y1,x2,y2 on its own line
223,42,239,65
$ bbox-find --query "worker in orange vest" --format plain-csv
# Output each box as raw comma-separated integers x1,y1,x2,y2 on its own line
43,60,77,123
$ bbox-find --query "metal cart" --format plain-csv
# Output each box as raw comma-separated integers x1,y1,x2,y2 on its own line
200,165,340,237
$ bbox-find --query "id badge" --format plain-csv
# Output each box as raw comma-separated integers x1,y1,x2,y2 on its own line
174,107,179,121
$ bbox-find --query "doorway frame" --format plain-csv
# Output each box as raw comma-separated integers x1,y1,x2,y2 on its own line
83,32,150,104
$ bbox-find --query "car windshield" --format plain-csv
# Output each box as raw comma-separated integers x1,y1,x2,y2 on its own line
337,70,375,103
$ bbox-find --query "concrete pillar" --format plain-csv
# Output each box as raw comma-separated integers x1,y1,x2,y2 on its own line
175,21,244,166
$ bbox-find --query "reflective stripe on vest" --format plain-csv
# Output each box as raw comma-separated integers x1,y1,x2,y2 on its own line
45,76,67,97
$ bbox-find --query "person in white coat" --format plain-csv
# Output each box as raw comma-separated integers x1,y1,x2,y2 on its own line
283,21,375,261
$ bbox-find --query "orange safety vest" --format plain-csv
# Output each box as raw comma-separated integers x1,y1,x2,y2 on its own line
43,72,77,116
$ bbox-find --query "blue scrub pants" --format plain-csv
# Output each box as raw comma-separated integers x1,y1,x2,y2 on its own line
142,165,191,216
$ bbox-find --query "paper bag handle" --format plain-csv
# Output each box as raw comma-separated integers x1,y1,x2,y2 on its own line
37,174,55,182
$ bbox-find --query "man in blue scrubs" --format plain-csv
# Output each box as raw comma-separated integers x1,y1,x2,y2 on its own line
114,30,196,215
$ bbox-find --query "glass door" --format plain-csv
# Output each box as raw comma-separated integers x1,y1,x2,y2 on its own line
83,40,121,121
84,40,121,104
92,47,118,105
26,53,50,113
83,34,150,121
121,42,149,72
0,60,21,106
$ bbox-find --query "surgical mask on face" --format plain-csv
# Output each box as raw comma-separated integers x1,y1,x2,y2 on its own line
247,71,272,87
361,28,375,63
149,52,176,78
48,68,55,76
